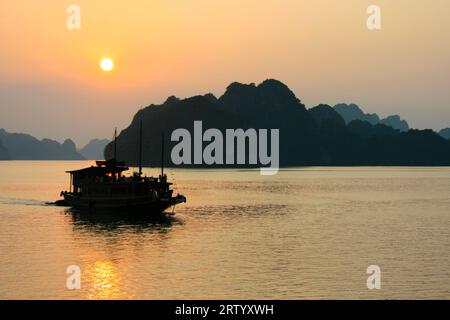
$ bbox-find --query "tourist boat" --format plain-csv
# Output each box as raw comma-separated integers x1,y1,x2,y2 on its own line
58,123,186,213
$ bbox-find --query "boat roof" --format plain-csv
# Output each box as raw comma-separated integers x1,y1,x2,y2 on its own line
95,159,126,167
66,159,129,174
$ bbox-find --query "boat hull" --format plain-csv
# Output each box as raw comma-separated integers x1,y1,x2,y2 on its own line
62,193,186,214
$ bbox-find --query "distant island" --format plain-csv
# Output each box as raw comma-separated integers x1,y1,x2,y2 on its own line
333,103,409,132
0,129,113,160
0,128,84,160
439,128,450,140
0,138,10,160
104,79,450,167
78,138,110,160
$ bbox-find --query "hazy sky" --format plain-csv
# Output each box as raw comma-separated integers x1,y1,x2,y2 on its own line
1,0,449,146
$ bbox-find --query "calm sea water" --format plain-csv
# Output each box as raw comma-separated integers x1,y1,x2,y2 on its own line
0,161,449,299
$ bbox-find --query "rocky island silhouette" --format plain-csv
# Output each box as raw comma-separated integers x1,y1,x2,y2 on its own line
103,79,450,167
1,80,449,165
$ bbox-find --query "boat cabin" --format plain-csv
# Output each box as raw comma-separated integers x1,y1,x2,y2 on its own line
66,160,129,194
65,159,172,199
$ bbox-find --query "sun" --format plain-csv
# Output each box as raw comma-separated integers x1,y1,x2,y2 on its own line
100,58,114,72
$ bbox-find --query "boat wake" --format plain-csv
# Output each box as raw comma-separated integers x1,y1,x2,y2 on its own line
0,198,48,207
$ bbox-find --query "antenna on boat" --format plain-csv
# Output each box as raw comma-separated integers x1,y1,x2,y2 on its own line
161,132,164,177
138,120,143,176
114,127,117,161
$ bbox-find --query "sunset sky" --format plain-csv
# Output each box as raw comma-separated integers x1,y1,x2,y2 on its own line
1,0,449,146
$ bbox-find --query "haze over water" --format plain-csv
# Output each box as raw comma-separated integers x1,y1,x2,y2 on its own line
0,161,449,299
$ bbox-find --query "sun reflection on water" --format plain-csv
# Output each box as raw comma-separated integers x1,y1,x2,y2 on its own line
86,260,130,300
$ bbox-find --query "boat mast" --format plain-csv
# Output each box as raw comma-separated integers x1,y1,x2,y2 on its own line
161,132,164,177
114,127,117,161
138,120,143,176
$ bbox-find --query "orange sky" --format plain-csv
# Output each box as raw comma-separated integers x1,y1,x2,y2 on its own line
1,0,449,145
